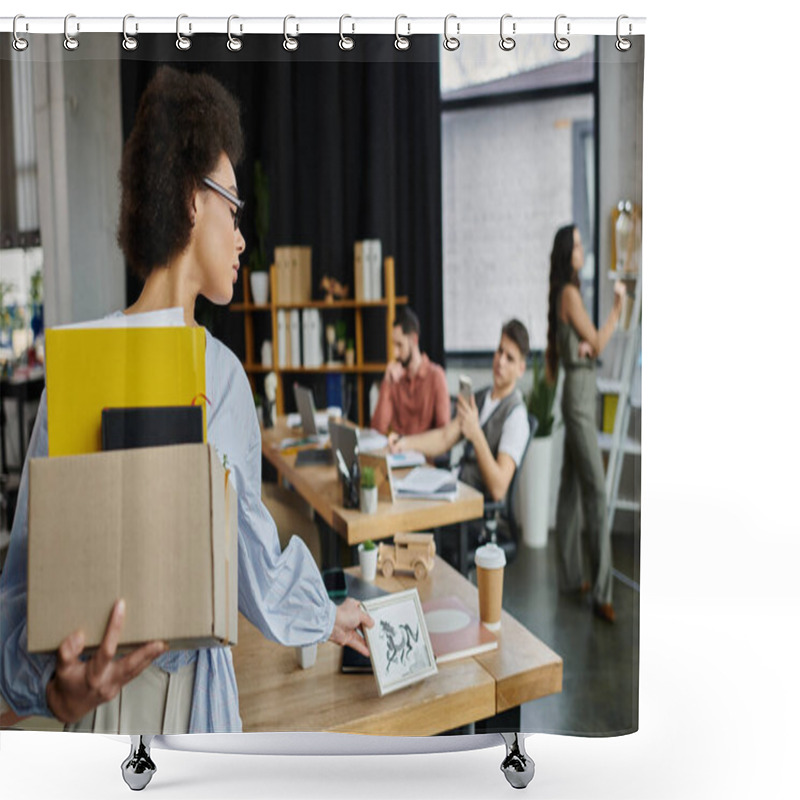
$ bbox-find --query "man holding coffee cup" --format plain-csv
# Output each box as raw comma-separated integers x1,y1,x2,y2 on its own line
388,319,530,504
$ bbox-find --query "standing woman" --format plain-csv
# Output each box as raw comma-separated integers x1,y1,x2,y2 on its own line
0,66,372,733
546,225,625,623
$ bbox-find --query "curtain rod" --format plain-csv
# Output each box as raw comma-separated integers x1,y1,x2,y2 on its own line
1,15,646,37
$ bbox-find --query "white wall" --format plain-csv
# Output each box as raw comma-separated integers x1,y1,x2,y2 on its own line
33,34,125,326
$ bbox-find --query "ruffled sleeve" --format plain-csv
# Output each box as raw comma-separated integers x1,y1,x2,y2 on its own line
205,336,336,647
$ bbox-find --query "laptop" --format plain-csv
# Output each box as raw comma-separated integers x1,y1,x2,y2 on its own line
329,420,359,476
293,384,328,436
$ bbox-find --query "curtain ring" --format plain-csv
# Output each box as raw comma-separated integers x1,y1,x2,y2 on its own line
499,14,516,51
12,15,29,52
553,14,570,52
339,15,355,51
63,13,79,51
227,15,242,51
122,14,138,51
395,14,411,51
443,14,460,51
176,14,192,51
283,15,298,51
615,15,632,52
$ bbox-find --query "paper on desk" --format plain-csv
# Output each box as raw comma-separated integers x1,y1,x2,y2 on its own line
286,407,342,430
386,450,427,469
395,467,458,496
357,428,389,453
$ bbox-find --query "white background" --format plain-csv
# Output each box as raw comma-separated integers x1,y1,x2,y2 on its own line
3,1,799,798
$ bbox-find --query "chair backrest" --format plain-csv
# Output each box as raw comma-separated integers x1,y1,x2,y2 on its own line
502,413,537,538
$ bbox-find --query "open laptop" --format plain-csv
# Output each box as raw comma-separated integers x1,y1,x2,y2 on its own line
293,383,328,436
329,420,359,476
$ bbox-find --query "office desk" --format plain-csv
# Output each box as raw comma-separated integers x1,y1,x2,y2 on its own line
232,556,563,735
261,419,484,547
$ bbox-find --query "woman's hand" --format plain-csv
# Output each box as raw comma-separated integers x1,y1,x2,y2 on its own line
457,394,481,443
578,340,596,359
613,280,627,308
329,597,374,657
387,432,405,453
45,599,168,724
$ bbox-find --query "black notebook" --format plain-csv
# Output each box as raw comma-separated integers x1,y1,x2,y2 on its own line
101,406,204,451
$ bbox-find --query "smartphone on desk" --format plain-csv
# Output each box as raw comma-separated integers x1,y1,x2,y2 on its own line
458,374,473,404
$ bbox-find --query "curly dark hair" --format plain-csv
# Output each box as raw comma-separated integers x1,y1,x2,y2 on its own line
545,225,581,382
117,66,244,279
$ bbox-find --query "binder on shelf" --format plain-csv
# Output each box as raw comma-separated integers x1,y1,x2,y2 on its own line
274,245,312,304
289,309,301,368
302,309,323,368
44,325,206,457
277,309,287,367
354,239,382,300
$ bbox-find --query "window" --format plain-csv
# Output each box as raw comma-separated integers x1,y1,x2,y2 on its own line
440,37,597,353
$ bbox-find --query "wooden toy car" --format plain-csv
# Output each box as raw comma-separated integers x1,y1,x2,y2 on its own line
377,532,436,580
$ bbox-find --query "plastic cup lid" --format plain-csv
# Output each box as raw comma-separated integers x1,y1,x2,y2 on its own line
474,542,506,569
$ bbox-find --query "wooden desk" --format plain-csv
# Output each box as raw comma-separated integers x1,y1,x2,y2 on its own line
233,556,563,735
261,419,484,546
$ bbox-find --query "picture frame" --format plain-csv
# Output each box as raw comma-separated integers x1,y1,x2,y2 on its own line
361,588,438,697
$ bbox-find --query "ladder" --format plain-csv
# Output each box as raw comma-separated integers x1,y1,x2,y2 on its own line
598,203,642,535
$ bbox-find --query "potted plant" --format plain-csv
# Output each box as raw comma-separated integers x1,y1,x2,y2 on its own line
514,354,559,549
248,160,270,305
358,538,378,582
359,466,378,516
253,390,265,429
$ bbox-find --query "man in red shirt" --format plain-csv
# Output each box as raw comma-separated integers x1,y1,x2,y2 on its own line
370,307,450,436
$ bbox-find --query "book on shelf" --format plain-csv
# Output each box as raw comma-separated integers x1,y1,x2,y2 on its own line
421,595,498,664
354,239,382,301
289,309,301,368
274,245,312,304
394,466,458,502
277,309,287,367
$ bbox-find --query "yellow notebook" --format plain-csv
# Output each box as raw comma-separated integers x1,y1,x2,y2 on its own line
45,326,206,457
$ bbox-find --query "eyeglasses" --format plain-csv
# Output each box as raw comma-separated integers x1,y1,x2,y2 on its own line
202,176,245,230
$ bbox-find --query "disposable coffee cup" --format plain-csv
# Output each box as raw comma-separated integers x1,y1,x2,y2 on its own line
475,543,506,631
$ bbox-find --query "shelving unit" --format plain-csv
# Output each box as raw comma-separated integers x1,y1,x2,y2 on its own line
231,256,407,426
597,203,642,534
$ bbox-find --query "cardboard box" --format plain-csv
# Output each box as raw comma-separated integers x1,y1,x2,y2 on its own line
27,444,237,653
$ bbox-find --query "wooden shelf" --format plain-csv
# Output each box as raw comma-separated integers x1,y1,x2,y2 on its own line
244,362,388,375
231,297,408,313
234,258,401,426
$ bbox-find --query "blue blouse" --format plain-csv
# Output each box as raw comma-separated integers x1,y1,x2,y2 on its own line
0,322,336,732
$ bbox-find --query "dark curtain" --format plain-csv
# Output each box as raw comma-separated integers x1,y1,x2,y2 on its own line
120,34,444,373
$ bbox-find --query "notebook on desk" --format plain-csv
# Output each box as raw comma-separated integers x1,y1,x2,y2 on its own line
294,448,333,467
293,383,328,436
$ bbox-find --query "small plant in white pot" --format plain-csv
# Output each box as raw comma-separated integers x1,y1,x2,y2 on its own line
359,466,378,515
248,160,270,306
358,539,378,582
515,355,559,549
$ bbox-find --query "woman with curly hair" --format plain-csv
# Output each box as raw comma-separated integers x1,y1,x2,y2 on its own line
0,67,372,733
546,224,625,623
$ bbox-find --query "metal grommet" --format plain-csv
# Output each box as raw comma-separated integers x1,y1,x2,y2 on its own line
553,14,570,52
283,15,298,51
443,14,460,52
122,14,138,51
615,15,632,52
339,15,355,51
63,13,79,51
394,14,410,51
12,15,29,52
499,14,516,51
176,13,192,51
227,15,242,52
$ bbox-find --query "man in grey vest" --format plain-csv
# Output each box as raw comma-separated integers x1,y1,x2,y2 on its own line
389,319,530,503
